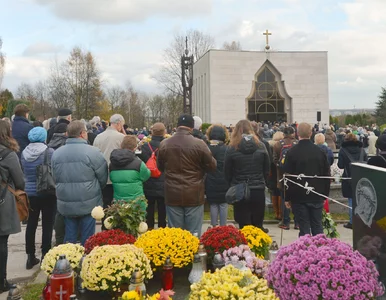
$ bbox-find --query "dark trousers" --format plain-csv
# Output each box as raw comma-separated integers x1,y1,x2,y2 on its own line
102,185,114,208
234,189,265,229
101,185,114,230
0,235,9,282
54,212,65,246
26,196,57,256
146,196,166,228
292,202,324,237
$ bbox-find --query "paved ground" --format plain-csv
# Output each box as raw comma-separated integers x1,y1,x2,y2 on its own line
0,222,353,299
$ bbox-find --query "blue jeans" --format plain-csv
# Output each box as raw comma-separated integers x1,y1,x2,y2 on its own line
64,214,95,246
209,203,228,226
166,205,204,237
348,198,352,224
292,202,324,237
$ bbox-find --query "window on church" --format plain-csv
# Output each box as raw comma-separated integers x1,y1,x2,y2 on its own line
247,66,285,118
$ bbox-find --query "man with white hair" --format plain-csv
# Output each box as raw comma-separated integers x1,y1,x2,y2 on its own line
192,116,207,143
93,114,126,215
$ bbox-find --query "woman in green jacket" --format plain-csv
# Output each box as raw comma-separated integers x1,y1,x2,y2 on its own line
110,136,150,205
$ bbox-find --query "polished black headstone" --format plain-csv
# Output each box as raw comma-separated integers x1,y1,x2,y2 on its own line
352,163,386,286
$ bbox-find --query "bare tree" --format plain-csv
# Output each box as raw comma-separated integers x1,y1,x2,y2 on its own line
47,47,102,119
163,94,183,129
147,95,165,124
222,41,242,51
16,82,35,101
155,29,215,97
105,85,126,111
0,38,5,90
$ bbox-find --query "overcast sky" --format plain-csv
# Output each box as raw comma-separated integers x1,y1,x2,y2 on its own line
1,0,385,109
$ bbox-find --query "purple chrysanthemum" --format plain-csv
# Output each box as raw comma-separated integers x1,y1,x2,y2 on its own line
266,234,384,300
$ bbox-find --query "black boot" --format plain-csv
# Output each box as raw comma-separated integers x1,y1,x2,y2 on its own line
26,254,40,270
0,279,13,294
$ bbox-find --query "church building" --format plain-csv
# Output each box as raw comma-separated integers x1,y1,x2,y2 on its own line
192,46,329,126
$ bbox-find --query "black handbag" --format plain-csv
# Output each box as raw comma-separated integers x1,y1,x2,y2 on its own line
36,149,56,195
225,181,251,204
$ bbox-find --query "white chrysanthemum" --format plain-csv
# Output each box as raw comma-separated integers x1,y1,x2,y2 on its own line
91,206,105,220
138,222,148,234
104,216,114,229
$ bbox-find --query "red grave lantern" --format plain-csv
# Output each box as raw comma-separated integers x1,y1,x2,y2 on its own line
50,254,74,300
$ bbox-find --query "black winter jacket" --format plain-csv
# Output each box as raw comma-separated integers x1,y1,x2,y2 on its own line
205,142,229,203
338,140,367,198
139,136,165,198
47,119,70,143
224,135,269,190
283,139,331,204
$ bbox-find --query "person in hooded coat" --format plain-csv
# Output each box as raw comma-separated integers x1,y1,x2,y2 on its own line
47,108,72,143
338,133,367,229
21,127,56,269
205,124,229,227
224,120,270,231
139,123,167,229
110,136,150,209
47,123,68,150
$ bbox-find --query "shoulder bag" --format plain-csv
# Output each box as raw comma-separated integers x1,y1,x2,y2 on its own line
225,152,256,204
0,149,30,221
36,148,56,195
225,180,250,204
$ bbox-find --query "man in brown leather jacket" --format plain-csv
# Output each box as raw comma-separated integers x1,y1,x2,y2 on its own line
158,114,216,236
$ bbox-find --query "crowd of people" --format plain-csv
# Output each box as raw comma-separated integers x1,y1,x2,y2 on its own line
1,103,386,293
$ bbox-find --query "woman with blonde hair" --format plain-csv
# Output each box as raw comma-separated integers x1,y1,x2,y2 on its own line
205,124,229,226
224,120,270,231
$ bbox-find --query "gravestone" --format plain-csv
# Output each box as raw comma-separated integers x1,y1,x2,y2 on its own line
352,163,386,288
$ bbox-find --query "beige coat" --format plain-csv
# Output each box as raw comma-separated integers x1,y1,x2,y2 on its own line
324,130,337,151
368,133,378,155
93,127,125,184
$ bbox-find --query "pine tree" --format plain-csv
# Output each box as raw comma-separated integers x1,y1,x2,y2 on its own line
374,87,386,125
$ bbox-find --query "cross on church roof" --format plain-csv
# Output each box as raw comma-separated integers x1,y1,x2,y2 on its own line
263,29,272,50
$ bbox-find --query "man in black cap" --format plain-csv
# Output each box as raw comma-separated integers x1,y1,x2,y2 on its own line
158,114,216,236
47,108,72,144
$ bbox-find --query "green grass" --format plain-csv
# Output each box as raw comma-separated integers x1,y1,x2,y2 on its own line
155,205,349,222
22,283,45,300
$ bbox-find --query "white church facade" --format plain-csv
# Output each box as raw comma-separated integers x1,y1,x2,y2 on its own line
192,50,329,126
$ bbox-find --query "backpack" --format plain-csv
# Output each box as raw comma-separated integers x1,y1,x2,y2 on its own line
278,140,297,169
145,143,161,178
341,148,365,177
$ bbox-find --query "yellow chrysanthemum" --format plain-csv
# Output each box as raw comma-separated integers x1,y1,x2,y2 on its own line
189,265,278,300
122,291,140,300
135,228,199,268
81,244,153,292
240,226,272,259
